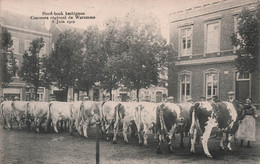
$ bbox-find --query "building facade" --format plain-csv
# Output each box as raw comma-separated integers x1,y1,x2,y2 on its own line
1,10,52,101
168,0,260,107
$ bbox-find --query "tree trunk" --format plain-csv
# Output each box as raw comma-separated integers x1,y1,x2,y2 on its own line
35,85,38,101
109,89,112,101
136,88,140,101
0,27,3,97
65,86,69,102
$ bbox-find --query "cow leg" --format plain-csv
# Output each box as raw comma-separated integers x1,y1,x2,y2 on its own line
69,120,73,135
123,119,130,144
82,122,89,138
201,118,216,158
36,118,42,133
220,133,225,150
153,124,157,140
53,120,59,133
167,124,176,152
143,124,149,147
190,128,197,154
156,132,163,154
2,116,6,129
180,132,184,148
113,120,119,144
226,134,233,151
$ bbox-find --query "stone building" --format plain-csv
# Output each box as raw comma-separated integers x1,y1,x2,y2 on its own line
1,10,52,101
168,0,260,107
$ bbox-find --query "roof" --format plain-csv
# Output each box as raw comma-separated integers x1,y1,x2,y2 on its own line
1,10,49,34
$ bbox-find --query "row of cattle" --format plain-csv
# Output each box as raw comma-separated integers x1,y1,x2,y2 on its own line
0,100,240,158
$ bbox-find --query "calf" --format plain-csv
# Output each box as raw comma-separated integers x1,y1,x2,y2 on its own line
189,101,238,158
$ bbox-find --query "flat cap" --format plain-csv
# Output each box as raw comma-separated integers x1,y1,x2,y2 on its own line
227,91,235,95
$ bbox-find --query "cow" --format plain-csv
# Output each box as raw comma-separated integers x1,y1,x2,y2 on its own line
189,101,238,158
176,102,193,147
70,101,83,135
135,102,159,147
113,102,140,144
31,102,50,132
78,101,101,138
26,101,38,129
156,102,182,154
100,101,120,142
47,101,72,134
12,101,29,129
1,101,14,129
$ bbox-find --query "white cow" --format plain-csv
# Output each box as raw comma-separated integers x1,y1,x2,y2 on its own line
48,101,72,133
136,102,159,147
70,101,83,134
78,101,101,138
12,101,29,129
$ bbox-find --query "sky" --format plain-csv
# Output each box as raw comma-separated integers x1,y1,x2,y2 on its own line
1,0,218,41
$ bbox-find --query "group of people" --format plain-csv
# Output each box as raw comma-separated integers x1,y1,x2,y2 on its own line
227,91,257,148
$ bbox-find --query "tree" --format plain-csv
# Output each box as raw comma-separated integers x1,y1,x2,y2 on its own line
1,27,17,89
231,4,260,73
48,30,84,101
20,38,50,99
118,12,174,100
98,19,125,99
78,25,104,97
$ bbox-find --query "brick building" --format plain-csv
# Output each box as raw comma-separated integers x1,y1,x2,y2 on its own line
168,0,260,107
1,10,52,101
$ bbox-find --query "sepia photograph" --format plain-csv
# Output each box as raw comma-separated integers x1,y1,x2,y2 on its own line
0,0,259,163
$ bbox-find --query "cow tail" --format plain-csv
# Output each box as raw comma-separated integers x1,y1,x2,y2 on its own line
100,101,106,125
114,103,121,129
0,103,4,119
189,102,200,137
46,103,52,128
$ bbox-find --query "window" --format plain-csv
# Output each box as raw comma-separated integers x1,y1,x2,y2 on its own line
12,37,19,54
234,15,242,50
205,21,220,53
205,73,218,99
179,27,192,56
179,73,191,102
24,40,31,51
39,43,46,58
236,72,250,81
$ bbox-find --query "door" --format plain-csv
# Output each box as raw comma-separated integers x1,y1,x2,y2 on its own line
156,91,163,103
235,72,250,103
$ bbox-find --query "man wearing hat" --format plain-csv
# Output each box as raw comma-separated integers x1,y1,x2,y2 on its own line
164,96,174,103
228,91,240,110
13,96,19,101
227,91,241,143
212,95,221,102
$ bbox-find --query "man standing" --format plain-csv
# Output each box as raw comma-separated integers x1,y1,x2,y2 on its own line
227,91,242,143
228,91,240,110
